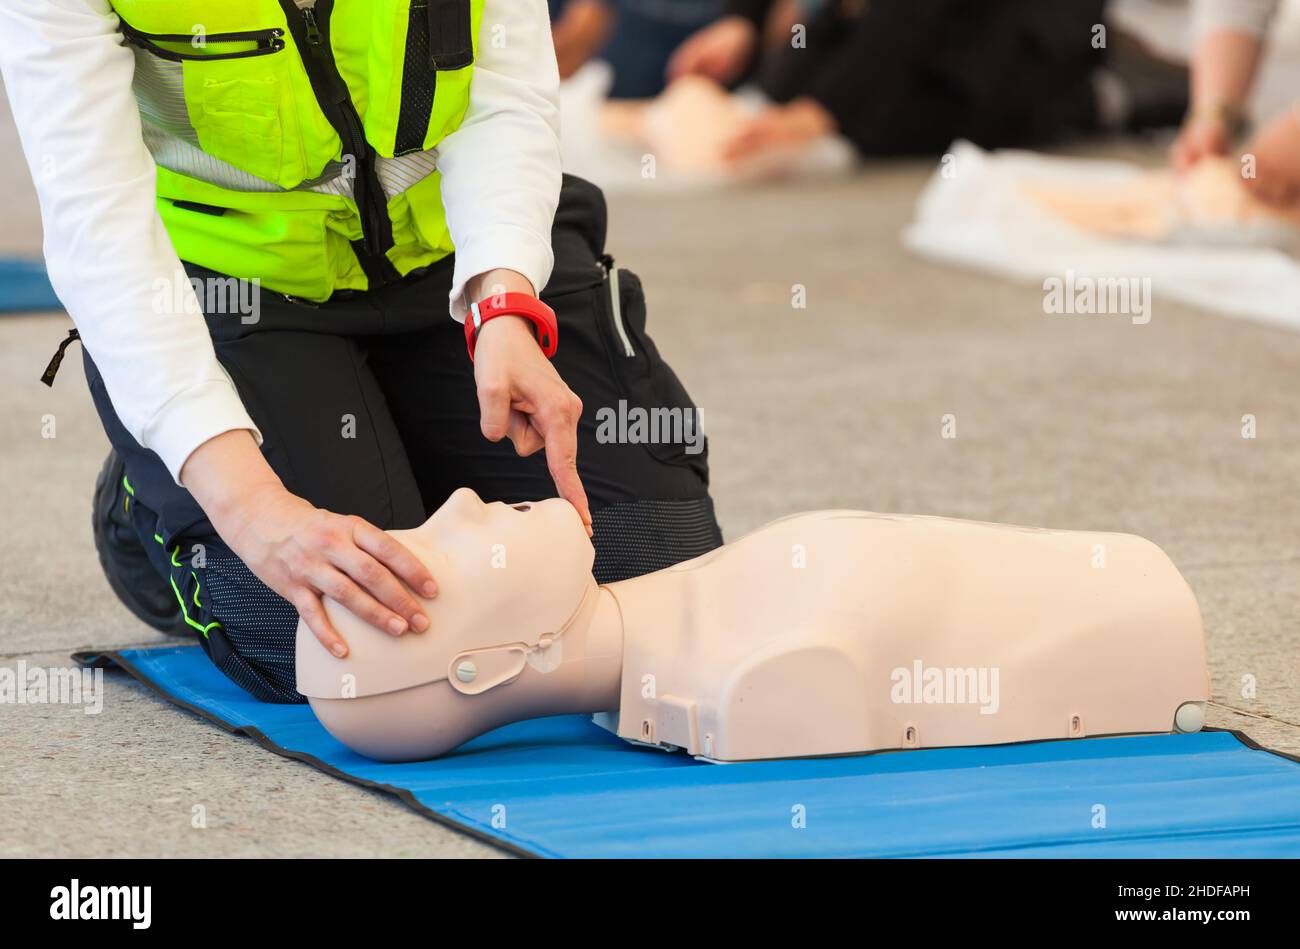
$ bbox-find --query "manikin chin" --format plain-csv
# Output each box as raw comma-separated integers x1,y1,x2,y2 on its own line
296,488,1210,763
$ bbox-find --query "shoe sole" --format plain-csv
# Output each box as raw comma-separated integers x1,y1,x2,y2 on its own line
92,452,191,636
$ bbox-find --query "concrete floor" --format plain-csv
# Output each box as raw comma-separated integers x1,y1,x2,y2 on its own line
2,110,1298,854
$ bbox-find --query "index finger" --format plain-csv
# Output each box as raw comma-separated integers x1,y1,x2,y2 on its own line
351,518,439,599
536,413,592,533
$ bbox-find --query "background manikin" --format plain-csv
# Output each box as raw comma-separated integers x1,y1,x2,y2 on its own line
1025,156,1300,246
296,488,1209,762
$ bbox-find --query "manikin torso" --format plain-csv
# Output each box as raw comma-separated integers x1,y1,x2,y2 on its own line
296,489,1209,762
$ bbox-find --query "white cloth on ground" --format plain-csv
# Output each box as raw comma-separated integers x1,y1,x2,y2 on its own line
902,141,1300,332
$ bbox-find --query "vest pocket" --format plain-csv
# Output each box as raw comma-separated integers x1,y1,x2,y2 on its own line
427,0,474,71
121,20,307,188
198,74,285,185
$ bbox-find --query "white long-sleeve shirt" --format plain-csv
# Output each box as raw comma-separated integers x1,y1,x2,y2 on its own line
1194,0,1279,38
0,0,561,483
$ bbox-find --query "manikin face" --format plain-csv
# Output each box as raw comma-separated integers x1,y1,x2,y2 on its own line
427,488,599,661
423,488,593,591
413,487,597,637
300,488,597,700
429,487,582,545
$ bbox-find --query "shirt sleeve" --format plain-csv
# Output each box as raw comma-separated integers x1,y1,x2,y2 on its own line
1193,0,1279,38
436,0,563,322
0,0,262,484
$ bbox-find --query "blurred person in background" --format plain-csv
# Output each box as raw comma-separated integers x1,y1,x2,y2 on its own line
551,0,723,98
668,0,1191,162
1171,0,1300,208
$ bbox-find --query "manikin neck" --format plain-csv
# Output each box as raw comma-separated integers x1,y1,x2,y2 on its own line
555,582,625,712
476,579,626,714
545,569,688,716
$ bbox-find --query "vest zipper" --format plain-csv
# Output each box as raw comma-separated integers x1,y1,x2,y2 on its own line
119,21,286,61
302,8,321,45
283,0,399,286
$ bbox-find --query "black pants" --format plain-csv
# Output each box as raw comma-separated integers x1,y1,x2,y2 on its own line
755,0,1105,156
84,176,722,702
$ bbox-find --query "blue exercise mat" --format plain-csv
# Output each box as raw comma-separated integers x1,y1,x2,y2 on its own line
0,258,61,312
77,645,1300,858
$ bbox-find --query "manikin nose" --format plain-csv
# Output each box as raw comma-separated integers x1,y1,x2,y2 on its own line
444,487,489,520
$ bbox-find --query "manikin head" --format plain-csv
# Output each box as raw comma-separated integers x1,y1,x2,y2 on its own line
296,488,595,708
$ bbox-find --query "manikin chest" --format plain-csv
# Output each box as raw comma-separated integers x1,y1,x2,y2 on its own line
603,512,1208,762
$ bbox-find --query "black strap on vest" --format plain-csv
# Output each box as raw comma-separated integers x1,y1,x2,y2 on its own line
428,0,473,70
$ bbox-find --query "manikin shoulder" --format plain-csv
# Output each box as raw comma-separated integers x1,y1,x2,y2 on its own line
656,509,1075,577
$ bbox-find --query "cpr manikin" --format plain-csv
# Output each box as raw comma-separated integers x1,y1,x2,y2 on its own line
1024,156,1300,247
296,488,1209,762
596,76,850,181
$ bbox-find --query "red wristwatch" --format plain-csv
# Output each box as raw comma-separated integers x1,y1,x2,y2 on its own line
465,292,559,361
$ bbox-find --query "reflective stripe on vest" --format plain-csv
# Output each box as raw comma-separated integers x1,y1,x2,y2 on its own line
109,0,484,300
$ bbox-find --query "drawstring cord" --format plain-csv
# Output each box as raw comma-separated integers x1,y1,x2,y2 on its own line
40,327,80,387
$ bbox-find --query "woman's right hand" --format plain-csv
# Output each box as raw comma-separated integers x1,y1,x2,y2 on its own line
181,430,437,658
219,485,437,658
666,15,758,85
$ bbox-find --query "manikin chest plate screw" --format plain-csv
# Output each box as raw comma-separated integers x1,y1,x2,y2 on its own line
456,660,478,683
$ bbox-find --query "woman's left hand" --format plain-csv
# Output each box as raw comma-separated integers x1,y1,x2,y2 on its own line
467,269,593,535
